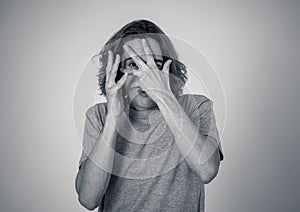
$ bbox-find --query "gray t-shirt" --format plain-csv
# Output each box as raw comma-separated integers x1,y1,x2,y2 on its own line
79,94,223,212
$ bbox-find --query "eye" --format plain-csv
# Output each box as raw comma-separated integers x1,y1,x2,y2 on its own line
125,61,139,70
128,62,137,68
154,60,163,69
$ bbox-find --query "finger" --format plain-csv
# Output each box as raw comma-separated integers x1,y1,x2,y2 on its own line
123,45,147,69
142,39,156,67
115,72,128,90
108,54,120,86
162,59,172,73
105,51,113,84
125,69,143,78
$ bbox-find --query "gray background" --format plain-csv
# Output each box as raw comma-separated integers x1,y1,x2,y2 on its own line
1,0,300,211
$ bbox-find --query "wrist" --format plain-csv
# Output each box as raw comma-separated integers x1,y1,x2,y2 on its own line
106,109,120,121
106,100,123,118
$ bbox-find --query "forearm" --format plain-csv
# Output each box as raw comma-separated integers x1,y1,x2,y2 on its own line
76,113,117,209
156,95,220,183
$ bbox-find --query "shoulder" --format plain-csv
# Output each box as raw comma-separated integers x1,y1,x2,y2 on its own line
178,93,211,103
85,102,108,127
86,102,107,116
177,94,212,111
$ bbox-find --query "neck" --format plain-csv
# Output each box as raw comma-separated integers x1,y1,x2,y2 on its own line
128,104,159,122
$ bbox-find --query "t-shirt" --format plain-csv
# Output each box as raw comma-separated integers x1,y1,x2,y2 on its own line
79,94,224,212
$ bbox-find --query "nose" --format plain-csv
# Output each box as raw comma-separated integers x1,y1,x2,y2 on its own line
130,81,141,89
129,73,140,82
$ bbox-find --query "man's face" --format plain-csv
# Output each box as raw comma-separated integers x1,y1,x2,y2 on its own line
121,37,163,111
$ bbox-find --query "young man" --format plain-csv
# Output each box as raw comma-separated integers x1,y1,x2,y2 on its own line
75,19,224,211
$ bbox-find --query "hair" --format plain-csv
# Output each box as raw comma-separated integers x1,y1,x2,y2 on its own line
94,19,188,97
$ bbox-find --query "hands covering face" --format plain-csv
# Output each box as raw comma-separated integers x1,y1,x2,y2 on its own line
122,39,173,102
105,38,173,116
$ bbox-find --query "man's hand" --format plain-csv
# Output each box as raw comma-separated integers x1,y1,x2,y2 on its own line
105,50,128,117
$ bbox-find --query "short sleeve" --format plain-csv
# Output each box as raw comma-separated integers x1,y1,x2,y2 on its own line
190,96,224,161
78,103,107,168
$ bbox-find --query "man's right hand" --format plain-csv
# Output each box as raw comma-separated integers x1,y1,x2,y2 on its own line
105,50,128,118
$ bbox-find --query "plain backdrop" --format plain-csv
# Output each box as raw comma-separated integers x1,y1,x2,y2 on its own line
1,0,300,212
